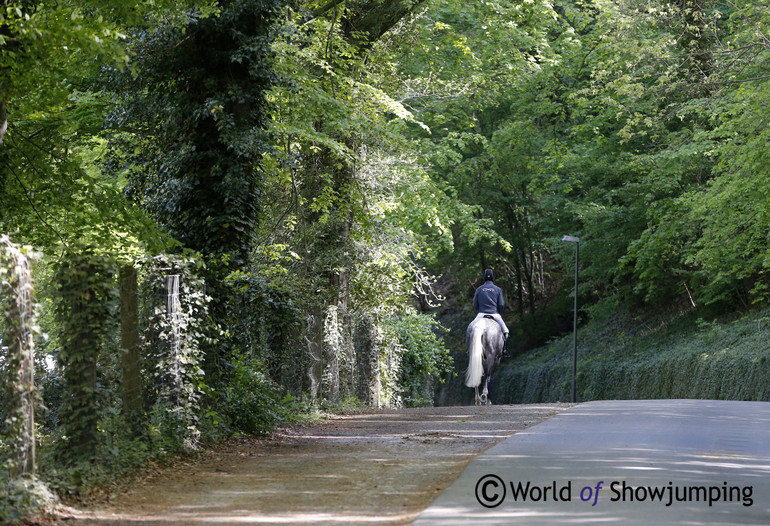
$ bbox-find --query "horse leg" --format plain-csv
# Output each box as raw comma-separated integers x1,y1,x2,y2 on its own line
480,378,489,405
474,385,481,406
484,352,496,405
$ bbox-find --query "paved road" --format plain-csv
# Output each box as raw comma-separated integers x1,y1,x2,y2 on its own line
414,400,770,525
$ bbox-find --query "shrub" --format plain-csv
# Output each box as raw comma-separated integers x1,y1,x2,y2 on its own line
386,310,454,407
220,357,295,435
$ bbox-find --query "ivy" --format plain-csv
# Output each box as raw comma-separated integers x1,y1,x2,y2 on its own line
0,235,37,477
385,309,453,408
52,245,117,465
108,0,283,267
496,308,770,404
224,269,304,392
139,253,214,449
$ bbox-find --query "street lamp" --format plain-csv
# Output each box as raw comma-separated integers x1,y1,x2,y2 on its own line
562,235,580,404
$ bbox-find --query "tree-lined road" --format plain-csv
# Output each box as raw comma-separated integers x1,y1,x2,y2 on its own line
46,400,770,525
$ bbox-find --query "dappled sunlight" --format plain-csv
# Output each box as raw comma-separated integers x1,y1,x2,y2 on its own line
61,405,568,526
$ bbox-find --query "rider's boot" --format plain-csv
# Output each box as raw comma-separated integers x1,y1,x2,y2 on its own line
503,333,509,357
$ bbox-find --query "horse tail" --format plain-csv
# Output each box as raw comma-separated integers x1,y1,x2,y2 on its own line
465,321,484,388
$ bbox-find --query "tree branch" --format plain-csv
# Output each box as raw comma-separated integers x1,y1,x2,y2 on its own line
5,156,67,245
700,73,770,87
312,0,346,19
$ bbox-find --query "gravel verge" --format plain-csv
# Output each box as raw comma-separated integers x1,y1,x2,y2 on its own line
44,404,570,525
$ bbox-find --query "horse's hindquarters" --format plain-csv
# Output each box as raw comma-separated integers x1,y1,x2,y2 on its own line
466,317,502,404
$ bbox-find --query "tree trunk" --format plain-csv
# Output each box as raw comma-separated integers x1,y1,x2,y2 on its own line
120,265,143,436
1,236,36,476
306,305,324,401
70,301,100,455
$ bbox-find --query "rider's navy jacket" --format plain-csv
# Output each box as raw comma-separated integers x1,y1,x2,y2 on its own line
473,280,505,315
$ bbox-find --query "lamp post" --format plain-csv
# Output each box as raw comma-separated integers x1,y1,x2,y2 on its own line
562,235,579,404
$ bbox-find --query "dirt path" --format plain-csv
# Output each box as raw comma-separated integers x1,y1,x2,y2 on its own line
50,404,569,525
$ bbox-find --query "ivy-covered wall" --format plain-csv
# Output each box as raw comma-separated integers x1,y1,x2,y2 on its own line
495,310,770,404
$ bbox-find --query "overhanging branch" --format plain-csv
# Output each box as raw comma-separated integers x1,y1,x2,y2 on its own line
312,0,345,18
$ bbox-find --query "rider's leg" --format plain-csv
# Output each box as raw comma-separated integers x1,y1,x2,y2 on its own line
490,313,509,338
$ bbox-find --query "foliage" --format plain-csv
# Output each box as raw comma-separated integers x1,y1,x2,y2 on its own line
108,0,282,267
98,1,289,394
220,356,297,435
225,268,305,392
139,253,214,449
259,0,459,404
38,408,174,496
0,236,37,477
0,474,57,522
0,1,177,253
529,0,770,312
384,0,567,323
496,306,770,403
52,246,117,465
385,309,453,407
378,0,770,333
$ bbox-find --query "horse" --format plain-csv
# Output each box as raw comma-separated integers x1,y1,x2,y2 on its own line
465,315,504,405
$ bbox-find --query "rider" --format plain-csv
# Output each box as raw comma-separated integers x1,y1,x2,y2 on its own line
473,268,509,354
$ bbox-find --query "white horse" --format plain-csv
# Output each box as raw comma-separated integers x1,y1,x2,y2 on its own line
465,316,504,405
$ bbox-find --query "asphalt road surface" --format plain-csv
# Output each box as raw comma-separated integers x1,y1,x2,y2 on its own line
414,399,770,525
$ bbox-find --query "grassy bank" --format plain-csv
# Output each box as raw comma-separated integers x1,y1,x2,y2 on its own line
494,307,770,403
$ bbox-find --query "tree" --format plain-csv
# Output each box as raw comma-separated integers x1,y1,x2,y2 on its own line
0,1,184,251
102,1,284,380
110,1,280,268
259,0,448,400
53,247,117,463
0,236,36,476
671,0,770,305
384,0,565,323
